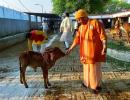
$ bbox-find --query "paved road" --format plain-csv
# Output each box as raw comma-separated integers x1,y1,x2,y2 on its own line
0,34,130,100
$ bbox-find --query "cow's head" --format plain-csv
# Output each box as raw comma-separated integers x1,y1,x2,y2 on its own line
44,47,65,61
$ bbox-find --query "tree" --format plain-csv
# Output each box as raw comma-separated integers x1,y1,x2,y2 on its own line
51,0,130,15
88,0,110,14
103,1,130,14
52,0,66,15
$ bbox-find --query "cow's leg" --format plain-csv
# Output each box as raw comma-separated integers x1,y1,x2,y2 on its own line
119,32,122,39
19,60,24,84
47,79,51,86
33,68,37,72
126,31,129,43
118,30,122,39
46,71,51,86
21,67,28,88
42,68,48,89
128,31,130,43
20,66,23,84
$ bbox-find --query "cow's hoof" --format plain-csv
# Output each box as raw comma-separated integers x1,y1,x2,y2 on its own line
25,85,28,88
45,86,48,89
48,83,51,86
34,68,37,72
20,81,23,84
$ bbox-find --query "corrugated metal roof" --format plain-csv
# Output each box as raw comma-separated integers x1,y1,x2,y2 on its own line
89,10,130,19
25,12,61,18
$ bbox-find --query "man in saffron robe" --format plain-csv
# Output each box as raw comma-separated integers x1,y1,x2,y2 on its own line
66,9,107,94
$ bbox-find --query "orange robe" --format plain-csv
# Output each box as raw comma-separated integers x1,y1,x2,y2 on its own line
73,19,107,64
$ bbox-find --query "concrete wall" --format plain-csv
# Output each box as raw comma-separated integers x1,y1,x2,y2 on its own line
0,7,29,50
0,18,30,38
0,33,26,51
0,6,36,50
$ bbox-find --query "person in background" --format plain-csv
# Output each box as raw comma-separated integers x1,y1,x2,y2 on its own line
72,10,81,37
27,28,47,52
114,17,122,39
114,17,122,29
99,19,104,26
42,21,49,36
72,20,80,37
27,29,33,51
60,12,73,50
66,9,107,94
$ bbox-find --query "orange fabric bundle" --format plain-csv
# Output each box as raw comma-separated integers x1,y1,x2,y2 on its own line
30,30,46,44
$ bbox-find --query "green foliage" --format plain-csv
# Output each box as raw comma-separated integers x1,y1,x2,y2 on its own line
51,0,130,15
52,0,66,15
107,40,130,51
103,0,130,13
107,55,130,71
52,0,88,15
107,39,130,71
88,0,110,14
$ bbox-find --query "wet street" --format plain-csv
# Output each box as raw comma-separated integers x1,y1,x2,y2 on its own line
0,34,130,100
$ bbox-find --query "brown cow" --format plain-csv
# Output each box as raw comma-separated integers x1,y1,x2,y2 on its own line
115,18,130,43
19,47,65,88
109,28,119,39
122,22,130,43
110,22,130,43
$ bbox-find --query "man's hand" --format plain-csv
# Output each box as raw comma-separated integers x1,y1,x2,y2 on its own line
101,47,107,55
102,40,107,55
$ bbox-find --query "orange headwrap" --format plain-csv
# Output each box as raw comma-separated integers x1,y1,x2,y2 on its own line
75,9,88,20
